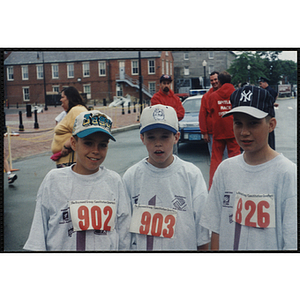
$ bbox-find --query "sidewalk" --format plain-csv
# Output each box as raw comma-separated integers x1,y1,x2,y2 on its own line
4,105,141,162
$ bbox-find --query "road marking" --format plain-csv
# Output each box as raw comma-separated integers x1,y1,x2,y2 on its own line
288,107,293,110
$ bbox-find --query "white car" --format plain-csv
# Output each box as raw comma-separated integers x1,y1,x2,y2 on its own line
31,105,44,113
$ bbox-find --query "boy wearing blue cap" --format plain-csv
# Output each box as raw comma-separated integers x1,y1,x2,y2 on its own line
123,104,210,251
200,86,297,251
24,110,131,251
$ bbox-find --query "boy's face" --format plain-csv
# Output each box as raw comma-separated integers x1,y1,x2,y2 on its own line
140,128,180,168
70,132,109,175
233,113,276,154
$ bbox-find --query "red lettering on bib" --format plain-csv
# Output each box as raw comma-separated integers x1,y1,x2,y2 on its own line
130,205,177,238
233,192,275,228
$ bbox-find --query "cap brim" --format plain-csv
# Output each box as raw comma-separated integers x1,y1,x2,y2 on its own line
76,128,116,141
140,124,177,134
222,106,268,119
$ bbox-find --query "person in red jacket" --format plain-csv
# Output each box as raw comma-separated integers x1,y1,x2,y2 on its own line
209,71,240,189
199,71,219,156
151,75,185,121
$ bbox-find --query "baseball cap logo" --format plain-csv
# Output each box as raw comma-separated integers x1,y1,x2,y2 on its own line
153,108,165,121
82,112,112,130
239,90,253,102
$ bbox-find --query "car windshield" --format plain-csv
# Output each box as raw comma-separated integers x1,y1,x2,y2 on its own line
183,98,201,113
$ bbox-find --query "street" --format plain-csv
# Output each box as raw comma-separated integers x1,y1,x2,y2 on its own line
3,97,297,251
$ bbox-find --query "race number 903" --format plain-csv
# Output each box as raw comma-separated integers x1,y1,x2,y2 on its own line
130,205,177,239
139,211,176,238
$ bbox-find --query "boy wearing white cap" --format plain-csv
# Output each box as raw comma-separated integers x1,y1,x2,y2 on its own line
123,104,210,251
24,110,131,251
200,86,297,251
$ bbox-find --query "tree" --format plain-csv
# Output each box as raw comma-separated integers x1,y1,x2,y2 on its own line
227,52,267,86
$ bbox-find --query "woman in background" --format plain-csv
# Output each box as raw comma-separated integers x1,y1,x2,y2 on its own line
51,86,88,168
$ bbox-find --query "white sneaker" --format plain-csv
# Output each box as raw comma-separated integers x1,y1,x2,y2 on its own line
8,173,17,184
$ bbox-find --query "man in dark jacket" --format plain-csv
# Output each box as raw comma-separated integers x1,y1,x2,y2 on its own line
258,77,277,150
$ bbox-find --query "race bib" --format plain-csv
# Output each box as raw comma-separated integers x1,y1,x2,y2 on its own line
130,205,177,238
69,200,116,232
233,192,275,228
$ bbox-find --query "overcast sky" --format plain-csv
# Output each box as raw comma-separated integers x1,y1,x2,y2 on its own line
278,51,297,62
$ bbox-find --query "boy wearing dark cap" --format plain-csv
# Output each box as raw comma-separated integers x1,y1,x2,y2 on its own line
258,76,278,150
200,86,297,251
123,104,209,251
24,110,131,251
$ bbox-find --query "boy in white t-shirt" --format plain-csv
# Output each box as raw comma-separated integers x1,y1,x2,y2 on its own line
24,110,131,251
123,104,210,251
200,86,297,251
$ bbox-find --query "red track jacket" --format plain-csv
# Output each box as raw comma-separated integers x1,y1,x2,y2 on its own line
151,89,185,121
199,87,214,135
210,83,236,140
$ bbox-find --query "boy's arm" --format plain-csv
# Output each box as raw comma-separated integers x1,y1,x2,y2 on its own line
211,232,219,251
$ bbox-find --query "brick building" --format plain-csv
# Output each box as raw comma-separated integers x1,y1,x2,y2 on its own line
4,50,174,106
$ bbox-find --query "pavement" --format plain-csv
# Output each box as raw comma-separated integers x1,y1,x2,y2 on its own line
4,104,141,163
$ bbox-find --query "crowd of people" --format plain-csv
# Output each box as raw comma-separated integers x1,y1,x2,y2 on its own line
21,74,296,252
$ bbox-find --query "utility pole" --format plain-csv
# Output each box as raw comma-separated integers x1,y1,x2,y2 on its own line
139,51,143,114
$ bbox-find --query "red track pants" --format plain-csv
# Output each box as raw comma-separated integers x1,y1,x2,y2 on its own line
209,137,241,189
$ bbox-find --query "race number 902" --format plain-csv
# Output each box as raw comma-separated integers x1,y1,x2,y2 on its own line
70,200,116,232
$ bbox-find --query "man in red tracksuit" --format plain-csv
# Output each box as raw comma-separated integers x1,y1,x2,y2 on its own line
151,74,185,121
209,71,240,189
199,71,219,156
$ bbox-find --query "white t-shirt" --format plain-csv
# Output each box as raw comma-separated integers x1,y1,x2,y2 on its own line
123,156,210,251
24,165,131,251
200,154,297,251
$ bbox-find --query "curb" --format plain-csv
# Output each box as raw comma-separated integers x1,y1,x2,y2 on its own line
112,123,139,134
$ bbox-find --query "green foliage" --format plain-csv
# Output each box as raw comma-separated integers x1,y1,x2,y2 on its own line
227,51,297,87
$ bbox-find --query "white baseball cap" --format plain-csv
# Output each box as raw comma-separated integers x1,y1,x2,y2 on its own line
140,104,178,134
72,110,116,141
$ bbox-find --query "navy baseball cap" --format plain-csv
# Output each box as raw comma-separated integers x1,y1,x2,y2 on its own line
258,77,269,83
160,74,172,82
223,86,275,119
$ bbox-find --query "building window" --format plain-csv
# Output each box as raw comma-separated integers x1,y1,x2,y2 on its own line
170,62,173,76
52,64,59,79
148,60,155,74
184,53,189,60
52,86,60,93
116,83,123,97
184,66,189,76
149,82,156,95
83,84,91,99
162,60,165,74
7,66,14,81
166,60,169,75
209,64,214,75
22,87,30,101
83,62,90,77
22,66,29,80
36,65,43,79
165,51,169,56
131,60,139,75
209,52,214,59
67,64,74,78
98,61,106,76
